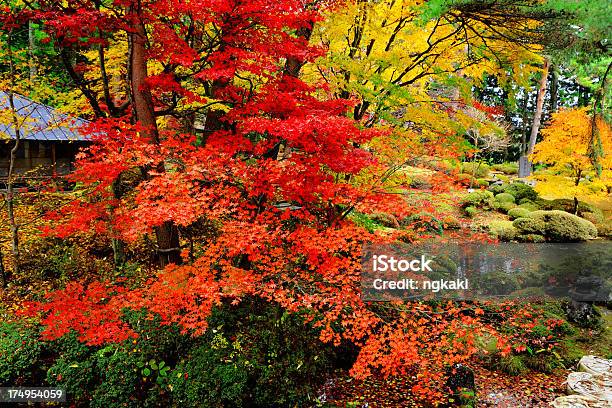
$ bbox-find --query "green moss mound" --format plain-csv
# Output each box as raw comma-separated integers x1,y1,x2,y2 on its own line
489,182,538,202
518,201,540,212
508,208,531,220
488,220,517,241
495,193,516,204
513,217,546,235
491,162,519,175
514,211,598,242
461,190,494,208
461,162,490,178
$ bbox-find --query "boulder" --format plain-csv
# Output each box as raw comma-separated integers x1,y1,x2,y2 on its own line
578,356,612,376
566,371,612,401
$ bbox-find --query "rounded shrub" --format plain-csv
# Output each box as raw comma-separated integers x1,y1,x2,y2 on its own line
461,190,494,208
489,183,538,202
518,202,539,212
0,323,43,385
487,221,517,241
491,162,519,175
508,208,531,220
477,178,490,187
494,193,516,204
461,162,490,178
513,217,546,235
495,201,517,214
529,210,598,242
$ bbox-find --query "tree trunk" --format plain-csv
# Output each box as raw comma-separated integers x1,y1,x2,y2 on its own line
549,63,558,113
519,59,549,177
0,247,6,288
128,10,181,267
28,20,38,83
5,32,21,276
587,61,611,176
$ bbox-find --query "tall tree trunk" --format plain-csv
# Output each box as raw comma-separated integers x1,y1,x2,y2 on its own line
128,9,181,267
519,59,549,177
5,30,21,277
549,63,558,113
0,247,6,288
588,61,611,176
28,20,38,83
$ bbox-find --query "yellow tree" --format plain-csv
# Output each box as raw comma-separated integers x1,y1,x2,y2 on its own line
531,108,612,197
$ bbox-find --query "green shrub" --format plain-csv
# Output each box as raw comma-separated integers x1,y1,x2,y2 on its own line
0,323,43,385
488,221,517,241
464,206,478,217
514,211,598,242
456,173,478,186
171,300,335,407
476,178,489,187
351,212,379,233
518,202,539,212
537,199,604,221
508,208,531,220
169,340,249,408
47,332,97,402
491,162,519,175
461,162,490,178
581,211,604,225
495,201,517,213
489,183,538,202
531,210,597,242
513,217,546,235
494,193,515,204
461,190,494,208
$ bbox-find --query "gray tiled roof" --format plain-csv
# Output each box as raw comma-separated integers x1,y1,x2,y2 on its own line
0,91,90,142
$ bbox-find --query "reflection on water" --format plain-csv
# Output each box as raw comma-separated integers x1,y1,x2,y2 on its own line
361,242,612,302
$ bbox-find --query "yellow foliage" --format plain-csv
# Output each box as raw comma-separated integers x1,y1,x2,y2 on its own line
531,108,612,182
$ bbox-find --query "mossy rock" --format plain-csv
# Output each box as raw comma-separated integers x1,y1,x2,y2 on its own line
508,208,531,220
488,220,517,241
369,213,400,229
441,215,461,229
525,211,598,242
494,193,515,204
461,190,494,208
400,213,443,234
517,234,546,243
513,217,546,235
